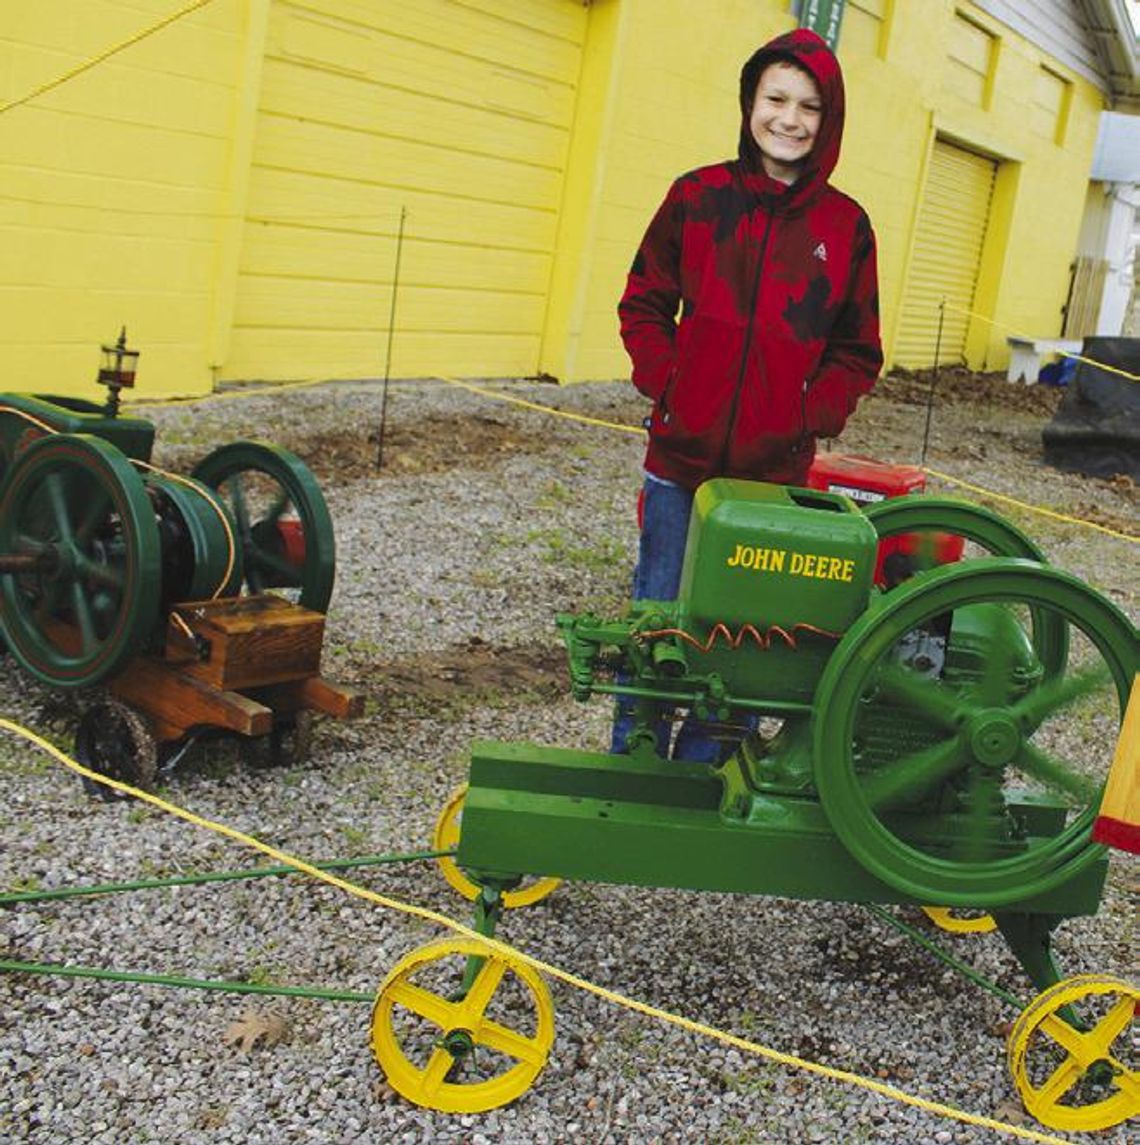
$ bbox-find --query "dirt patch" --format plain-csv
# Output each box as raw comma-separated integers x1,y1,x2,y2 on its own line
1068,496,1137,535
277,414,565,484
271,372,1067,485
879,368,1067,416
357,637,568,712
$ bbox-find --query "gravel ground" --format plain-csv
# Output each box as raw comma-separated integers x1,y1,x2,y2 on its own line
0,373,1136,1144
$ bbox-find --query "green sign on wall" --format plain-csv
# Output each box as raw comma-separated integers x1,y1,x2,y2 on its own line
799,0,846,48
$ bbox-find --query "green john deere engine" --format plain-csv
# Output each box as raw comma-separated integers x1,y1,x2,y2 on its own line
559,478,880,727
673,478,879,703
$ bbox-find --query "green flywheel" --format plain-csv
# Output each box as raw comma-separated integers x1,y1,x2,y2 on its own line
813,558,1137,907
191,441,335,613
0,433,161,688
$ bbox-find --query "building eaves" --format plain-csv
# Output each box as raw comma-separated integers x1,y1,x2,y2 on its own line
1077,0,1140,108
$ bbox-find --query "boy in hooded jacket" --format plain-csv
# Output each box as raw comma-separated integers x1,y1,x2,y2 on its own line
612,27,883,760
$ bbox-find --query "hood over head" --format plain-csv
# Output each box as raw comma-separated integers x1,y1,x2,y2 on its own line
738,28,845,195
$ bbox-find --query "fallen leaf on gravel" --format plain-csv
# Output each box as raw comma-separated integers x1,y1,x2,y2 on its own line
992,1098,1033,1126
223,1007,289,1053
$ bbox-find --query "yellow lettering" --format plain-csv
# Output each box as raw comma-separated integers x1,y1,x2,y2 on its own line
789,552,804,575
771,548,786,572
840,559,854,582
802,554,817,577
727,543,745,567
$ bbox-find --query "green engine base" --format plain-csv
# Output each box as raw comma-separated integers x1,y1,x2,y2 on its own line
459,739,1105,912
457,739,1107,991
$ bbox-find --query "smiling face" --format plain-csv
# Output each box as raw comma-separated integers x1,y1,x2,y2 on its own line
749,61,822,184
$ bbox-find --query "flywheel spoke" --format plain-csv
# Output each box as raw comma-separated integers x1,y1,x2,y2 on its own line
954,769,1000,863
1087,995,1138,1051
69,580,97,652
1010,664,1111,731
45,472,77,545
1016,743,1099,805
1038,1012,1100,1065
476,1016,547,1066
862,736,967,810
419,1046,457,1098
1032,1054,1086,1112
74,489,111,547
263,489,291,526
875,663,962,730
458,957,508,1023
226,480,252,537
248,545,302,585
976,633,1016,707
75,554,124,591
13,532,53,556
384,979,462,1031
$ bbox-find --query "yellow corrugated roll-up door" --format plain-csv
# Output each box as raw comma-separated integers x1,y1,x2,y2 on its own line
224,0,589,382
894,140,997,368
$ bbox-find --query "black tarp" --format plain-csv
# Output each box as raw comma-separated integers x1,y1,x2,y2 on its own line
1041,336,1140,480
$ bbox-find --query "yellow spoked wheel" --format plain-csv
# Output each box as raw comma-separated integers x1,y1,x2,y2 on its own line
921,906,997,934
434,785,561,908
1007,973,1138,1132
371,938,555,1113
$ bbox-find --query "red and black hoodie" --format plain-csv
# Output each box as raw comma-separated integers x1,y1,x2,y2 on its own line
618,28,883,491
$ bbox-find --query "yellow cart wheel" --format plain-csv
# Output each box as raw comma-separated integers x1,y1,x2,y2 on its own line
1007,973,1138,1132
434,785,561,908
921,906,997,934
371,938,555,1113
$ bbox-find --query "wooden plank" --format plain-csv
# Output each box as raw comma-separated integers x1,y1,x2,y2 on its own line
246,676,365,720
298,675,365,719
110,659,274,738
1092,675,1140,854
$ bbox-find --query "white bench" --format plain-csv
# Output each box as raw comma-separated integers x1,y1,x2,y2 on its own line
1006,337,1083,383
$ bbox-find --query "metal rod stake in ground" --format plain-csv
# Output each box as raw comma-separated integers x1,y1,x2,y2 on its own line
375,205,407,471
920,298,946,467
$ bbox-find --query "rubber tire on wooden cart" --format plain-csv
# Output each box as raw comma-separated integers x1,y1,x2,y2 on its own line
75,700,157,802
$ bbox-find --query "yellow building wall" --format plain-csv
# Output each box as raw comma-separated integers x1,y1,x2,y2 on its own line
847,1,1106,370
0,0,250,398
556,0,1107,380
0,0,1111,394
224,0,590,382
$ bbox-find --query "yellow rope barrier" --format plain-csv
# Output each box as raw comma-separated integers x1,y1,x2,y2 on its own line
433,376,644,434
938,302,1138,384
129,376,354,409
0,0,218,116
922,468,1139,544
426,377,1137,545
0,718,1077,1145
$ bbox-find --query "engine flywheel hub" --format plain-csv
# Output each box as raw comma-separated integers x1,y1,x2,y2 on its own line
966,708,1021,767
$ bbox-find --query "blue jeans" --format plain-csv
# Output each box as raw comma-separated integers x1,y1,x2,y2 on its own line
609,476,724,762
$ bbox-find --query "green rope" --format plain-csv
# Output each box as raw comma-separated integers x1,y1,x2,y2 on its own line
0,849,454,905
865,904,1025,1010
0,958,373,1003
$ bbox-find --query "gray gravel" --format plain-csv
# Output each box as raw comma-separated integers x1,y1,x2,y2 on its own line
1,376,1136,1144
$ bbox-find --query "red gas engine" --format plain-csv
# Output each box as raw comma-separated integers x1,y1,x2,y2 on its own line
806,453,964,583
